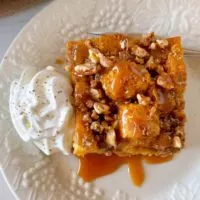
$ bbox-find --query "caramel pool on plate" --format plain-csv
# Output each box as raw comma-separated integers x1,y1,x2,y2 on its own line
78,154,172,187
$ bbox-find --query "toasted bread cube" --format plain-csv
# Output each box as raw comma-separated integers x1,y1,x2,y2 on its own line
119,104,160,140
101,61,151,100
66,41,88,65
91,34,126,55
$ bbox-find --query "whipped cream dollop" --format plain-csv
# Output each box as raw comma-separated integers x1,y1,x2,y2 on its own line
9,66,74,155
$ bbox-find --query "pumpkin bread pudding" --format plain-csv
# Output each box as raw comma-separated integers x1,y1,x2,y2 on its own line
66,33,186,157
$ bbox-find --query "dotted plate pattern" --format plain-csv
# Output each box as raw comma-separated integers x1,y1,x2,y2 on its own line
0,0,200,199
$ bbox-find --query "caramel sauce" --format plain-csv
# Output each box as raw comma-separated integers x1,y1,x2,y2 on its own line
111,61,132,98
144,155,173,164
128,156,144,186
78,154,173,187
78,154,125,182
110,61,147,100
55,58,64,65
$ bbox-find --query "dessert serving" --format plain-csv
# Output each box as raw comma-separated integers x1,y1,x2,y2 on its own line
66,33,186,158
9,32,187,187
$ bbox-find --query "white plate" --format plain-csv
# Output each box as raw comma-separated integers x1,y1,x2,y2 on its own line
0,0,200,199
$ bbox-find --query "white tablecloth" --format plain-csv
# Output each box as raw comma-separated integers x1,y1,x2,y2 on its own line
0,1,52,199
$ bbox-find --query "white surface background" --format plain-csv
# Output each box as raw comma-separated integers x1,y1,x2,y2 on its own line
0,1,52,199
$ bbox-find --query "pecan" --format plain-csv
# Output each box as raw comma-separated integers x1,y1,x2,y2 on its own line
74,63,101,76
89,49,100,64
146,56,155,68
149,42,157,50
100,99,106,104
146,56,164,74
175,126,184,136
82,113,92,123
85,99,94,108
79,106,88,113
104,115,113,122
101,121,110,131
90,79,98,88
99,53,113,68
156,39,169,49
157,73,174,89
93,102,110,114
135,56,144,64
120,39,128,50
88,48,113,68
136,94,151,106
90,121,103,133
173,136,182,148
154,57,161,64
132,45,149,58
90,88,102,100
95,73,101,81
106,129,117,148
140,32,155,47
83,138,92,147
109,56,117,61
119,51,132,60
91,110,99,120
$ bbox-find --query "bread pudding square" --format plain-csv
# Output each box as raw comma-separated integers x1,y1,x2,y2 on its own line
66,33,186,157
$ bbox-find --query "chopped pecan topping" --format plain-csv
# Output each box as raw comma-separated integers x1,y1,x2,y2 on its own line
91,110,99,120
149,42,157,50
140,32,155,47
90,88,102,100
90,79,98,88
82,113,92,123
74,63,101,76
83,138,92,147
135,56,144,64
119,51,132,60
157,73,174,89
100,99,106,104
88,48,113,68
173,136,182,148
89,49,100,64
95,73,101,81
101,121,110,131
93,102,110,114
156,39,169,49
146,56,164,74
175,126,184,136
99,53,113,68
106,129,117,148
90,121,103,133
120,39,128,50
85,99,94,108
137,94,151,105
104,115,113,122
132,45,149,58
